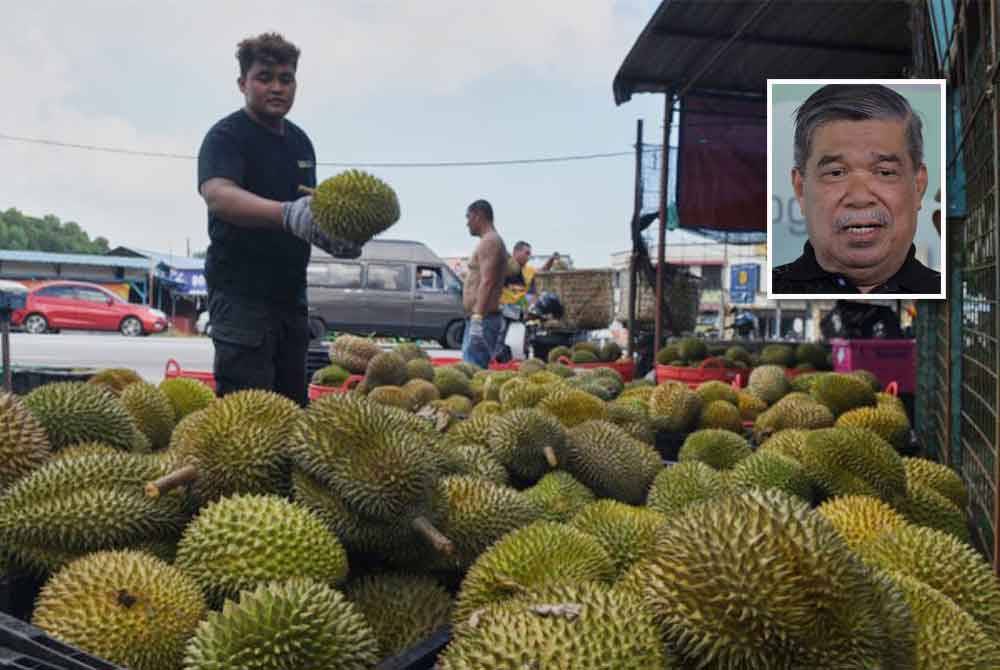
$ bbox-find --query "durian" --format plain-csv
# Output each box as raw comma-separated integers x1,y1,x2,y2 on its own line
344,574,451,659
174,494,348,606
24,381,147,452
158,377,215,422
120,381,175,451
646,461,728,515
183,578,379,670
439,582,667,670
453,521,615,630
521,471,595,522
678,429,752,470
0,391,50,494
486,409,565,481
636,490,901,668
34,550,205,670
309,169,400,243
561,420,662,504
816,494,908,551
857,525,1000,640
568,500,665,578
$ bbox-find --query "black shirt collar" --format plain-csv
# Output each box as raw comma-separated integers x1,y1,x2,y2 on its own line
789,241,937,293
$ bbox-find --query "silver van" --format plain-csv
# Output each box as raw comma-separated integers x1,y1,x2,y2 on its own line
306,239,466,349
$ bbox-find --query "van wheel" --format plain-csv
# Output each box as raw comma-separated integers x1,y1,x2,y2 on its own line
441,320,464,350
308,316,328,341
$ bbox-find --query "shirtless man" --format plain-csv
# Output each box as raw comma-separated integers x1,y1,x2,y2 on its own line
461,199,508,368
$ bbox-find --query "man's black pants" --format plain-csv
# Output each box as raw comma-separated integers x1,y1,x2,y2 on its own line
207,290,310,407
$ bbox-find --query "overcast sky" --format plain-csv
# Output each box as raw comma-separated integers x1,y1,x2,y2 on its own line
2,1,667,266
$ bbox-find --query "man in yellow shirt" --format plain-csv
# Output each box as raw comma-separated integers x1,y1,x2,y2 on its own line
501,241,559,310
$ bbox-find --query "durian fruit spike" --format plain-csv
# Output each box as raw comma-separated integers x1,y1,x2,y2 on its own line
0,452,192,575
183,577,380,670
292,394,455,556
636,489,899,668
23,381,148,453
302,169,401,244
0,391,51,494
144,389,302,503
33,550,205,670
174,494,350,606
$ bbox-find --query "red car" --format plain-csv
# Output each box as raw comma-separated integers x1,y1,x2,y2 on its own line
12,280,169,336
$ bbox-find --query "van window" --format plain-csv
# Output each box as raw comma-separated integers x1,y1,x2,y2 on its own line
309,262,362,289
443,266,462,292
366,263,410,292
416,266,443,291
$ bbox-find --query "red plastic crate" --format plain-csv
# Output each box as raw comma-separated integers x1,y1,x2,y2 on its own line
163,358,216,391
307,376,363,402
830,338,915,393
431,356,462,367
656,357,739,389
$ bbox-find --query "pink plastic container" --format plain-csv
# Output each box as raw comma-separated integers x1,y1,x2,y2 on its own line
830,339,916,393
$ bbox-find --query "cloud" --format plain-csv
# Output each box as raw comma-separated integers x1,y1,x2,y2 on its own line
0,1,661,261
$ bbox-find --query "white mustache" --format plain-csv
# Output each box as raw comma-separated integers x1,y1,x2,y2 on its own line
835,210,890,230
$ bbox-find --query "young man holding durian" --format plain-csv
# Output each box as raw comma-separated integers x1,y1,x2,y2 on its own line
197,32,359,406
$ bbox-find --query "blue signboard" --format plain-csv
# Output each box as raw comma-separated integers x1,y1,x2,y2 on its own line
166,268,207,296
729,263,758,304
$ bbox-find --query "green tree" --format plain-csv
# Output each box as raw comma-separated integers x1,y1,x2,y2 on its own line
0,208,111,253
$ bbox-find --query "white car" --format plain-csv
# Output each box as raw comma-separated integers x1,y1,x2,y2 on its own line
196,311,211,336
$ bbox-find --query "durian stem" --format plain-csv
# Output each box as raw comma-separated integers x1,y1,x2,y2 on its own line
298,185,316,196
412,516,455,556
145,465,199,498
543,446,558,468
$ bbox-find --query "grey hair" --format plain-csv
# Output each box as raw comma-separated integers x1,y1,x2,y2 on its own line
793,84,923,172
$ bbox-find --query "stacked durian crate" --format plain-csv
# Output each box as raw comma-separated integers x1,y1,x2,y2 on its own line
0,331,993,669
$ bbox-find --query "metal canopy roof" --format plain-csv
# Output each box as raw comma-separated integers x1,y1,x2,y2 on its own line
0,250,151,269
614,0,913,105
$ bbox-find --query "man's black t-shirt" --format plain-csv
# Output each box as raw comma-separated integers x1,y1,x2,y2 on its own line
772,241,941,295
197,109,316,304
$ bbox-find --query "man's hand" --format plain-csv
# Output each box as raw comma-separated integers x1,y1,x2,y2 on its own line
282,195,363,259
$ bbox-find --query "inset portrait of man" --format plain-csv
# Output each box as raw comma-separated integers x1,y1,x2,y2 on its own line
770,83,943,296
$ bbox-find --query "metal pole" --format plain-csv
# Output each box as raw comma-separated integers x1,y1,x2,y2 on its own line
628,119,643,358
654,92,673,350
2,316,10,392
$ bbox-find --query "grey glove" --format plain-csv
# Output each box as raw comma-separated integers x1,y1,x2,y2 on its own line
282,196,363,259
468,317,486,344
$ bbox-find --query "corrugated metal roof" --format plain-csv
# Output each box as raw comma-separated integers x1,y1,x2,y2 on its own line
0,250,151,269
614,0,912,104
108,246,205,271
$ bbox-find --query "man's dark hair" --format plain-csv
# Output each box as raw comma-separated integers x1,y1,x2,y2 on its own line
468,199,494,222
236,33,300,78
513,241,531,253
793,84,923,172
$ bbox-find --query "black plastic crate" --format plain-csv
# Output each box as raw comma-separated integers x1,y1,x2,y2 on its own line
376,626,451,670
306,344,331,382
10,367,96,396
0,575,41,623
0,612,122,669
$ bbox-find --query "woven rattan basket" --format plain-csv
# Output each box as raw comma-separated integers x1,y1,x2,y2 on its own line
618,268,701,334
534,269,615,331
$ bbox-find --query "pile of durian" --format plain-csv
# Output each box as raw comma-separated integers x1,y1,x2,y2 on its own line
657,337,833,373
0,339,995,670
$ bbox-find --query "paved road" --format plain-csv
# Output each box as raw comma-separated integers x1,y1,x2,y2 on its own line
6,332,462,382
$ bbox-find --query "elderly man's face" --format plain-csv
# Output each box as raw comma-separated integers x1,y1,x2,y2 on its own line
792,118,928,288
